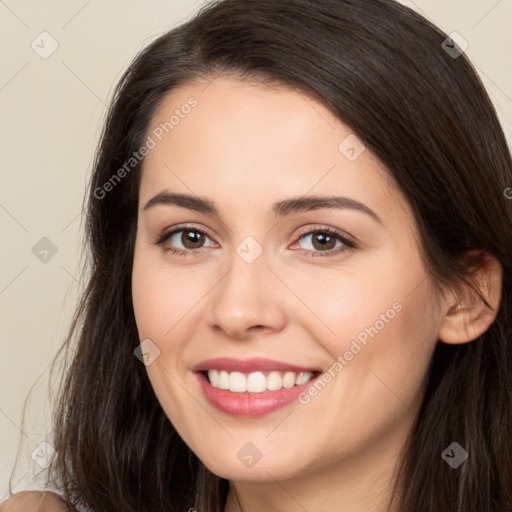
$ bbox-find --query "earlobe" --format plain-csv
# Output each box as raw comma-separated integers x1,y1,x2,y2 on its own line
437,252,503,345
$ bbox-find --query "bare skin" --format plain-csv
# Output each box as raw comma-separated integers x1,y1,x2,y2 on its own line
0,491,67,512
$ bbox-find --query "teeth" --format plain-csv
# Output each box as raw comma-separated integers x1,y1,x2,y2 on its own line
218,370,230,389
267,370,282,391
209,369,220,387
246,371,267,393
282,371,296,388
206,369,314,393
296,371,313,385
229,371,246,392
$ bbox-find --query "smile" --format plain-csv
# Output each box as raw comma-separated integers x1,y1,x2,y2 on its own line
193,358,322,417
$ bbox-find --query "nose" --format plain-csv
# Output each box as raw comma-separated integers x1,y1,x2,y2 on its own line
206,246,288,340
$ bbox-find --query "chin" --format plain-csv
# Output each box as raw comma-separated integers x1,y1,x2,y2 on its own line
196,447,308,482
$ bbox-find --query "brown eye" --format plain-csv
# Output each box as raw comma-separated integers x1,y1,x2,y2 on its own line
155,226,217,257
180,229,206,249
291,227,356,257
310,231,337,251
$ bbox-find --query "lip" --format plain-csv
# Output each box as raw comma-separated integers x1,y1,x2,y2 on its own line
193,357,322,417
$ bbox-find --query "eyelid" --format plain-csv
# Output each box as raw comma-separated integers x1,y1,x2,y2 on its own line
153,223,218,246
293,224,356,245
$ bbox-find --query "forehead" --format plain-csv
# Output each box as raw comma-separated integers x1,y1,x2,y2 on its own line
139,77,408,224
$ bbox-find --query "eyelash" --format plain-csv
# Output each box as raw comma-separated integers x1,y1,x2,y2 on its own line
152,224,356,258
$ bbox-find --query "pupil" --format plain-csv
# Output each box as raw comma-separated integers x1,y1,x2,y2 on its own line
313,232,335,250
183,230,204,248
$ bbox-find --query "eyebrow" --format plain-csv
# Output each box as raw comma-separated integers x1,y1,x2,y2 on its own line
142,191,383,224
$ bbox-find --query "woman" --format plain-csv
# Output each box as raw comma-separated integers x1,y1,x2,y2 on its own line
3,0,511,510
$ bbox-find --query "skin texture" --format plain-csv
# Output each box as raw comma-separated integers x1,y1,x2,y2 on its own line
128,77,502,512
0,491,67,512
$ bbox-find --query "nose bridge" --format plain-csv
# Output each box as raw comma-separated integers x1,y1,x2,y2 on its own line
207,236,286,336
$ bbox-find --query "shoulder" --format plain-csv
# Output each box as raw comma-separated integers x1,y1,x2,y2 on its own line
0,491,68,511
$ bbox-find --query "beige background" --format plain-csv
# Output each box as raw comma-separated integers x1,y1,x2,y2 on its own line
1,0,511,499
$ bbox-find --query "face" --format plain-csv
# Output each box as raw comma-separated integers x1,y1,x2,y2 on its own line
131,76,443,483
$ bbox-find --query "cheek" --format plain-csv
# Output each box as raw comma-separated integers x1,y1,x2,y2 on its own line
131,248,208,341
295,252,438,399
131,248,207,441
281,260,404,353
336,278,437,413
286,276,438,463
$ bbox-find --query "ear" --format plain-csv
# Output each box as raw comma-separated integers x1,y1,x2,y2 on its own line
438,251,503,345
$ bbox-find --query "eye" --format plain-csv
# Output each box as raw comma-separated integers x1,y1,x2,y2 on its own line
290,227,356,257
154,225,356,258
153,226,217,257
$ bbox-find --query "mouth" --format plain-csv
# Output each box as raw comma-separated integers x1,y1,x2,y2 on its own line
193,358,322,417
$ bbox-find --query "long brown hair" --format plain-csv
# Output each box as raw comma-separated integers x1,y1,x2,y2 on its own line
13,0,512,510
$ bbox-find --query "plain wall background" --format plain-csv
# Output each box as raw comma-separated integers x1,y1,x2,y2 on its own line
1,0,511,499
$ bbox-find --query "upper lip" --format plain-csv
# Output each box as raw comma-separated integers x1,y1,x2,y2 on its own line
193,357,320,373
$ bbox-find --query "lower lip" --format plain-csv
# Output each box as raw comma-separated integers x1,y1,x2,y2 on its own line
195,372,320,417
